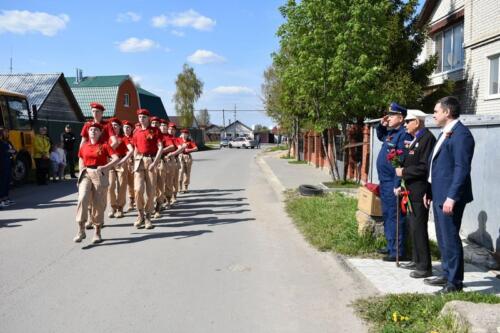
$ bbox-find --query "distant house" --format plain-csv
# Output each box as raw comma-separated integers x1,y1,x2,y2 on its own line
66,72,140,121
419,0,500,114
137,87,169,119
205,124,222,141
0,73,85,142
223,120,253,139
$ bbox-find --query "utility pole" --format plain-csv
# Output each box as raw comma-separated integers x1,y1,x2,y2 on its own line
233,105,237,138
9,47,13,74
222,109,225,139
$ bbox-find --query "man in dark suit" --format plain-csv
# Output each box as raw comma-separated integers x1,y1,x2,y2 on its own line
395,110,436,278
424,96,475,293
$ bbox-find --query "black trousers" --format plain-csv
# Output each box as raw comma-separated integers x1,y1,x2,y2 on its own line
35,158,50,185
408,201,432,272
65,149,76,176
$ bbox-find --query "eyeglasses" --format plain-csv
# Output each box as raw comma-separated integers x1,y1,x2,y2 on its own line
404,119,416,124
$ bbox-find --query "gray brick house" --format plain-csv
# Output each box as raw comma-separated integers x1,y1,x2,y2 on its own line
419,0,500,114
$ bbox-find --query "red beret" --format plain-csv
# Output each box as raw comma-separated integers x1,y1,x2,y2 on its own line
168,122,177,128
88,122,103,130
136,108,150,116
122,120,132,127
150,116,160,122
159,119,168,125
180,129,189,134
90,102,105,111
109,117,122,125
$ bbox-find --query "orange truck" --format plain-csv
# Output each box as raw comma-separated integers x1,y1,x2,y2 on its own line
0,89,36,182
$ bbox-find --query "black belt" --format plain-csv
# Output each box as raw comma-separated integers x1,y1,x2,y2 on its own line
140,153,156,158
118,155,126,158
86,165,99,169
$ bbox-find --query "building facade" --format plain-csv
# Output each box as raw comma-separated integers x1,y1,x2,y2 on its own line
420,0,500,114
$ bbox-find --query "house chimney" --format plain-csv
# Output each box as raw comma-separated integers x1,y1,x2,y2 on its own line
75,68,83,84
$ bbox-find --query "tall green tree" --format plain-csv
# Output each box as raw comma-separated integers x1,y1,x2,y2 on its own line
173,64,204,128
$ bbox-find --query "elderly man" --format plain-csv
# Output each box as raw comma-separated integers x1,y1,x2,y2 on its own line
395,110,436,278
376,102,413,261
424,96,475,294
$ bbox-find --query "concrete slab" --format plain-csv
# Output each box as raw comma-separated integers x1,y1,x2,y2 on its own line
347,258,500,295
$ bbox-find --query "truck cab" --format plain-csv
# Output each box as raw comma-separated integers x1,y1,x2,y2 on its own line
0,89,36,182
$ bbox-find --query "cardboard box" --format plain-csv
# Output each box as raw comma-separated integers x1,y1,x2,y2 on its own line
357,186,382,217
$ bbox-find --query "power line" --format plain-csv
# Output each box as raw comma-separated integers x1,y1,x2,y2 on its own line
194,109,266,112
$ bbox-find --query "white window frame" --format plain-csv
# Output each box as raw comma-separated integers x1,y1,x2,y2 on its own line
124,93,130,107
433,22,464,75
486,53,500,100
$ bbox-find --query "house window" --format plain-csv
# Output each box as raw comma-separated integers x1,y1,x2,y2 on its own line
489,54,500,96
433,22,464,74
124,93,130,107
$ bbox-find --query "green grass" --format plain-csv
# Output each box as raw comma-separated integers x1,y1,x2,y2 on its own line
266,144,289,152
323,180,360,188
353,292,500,333
285,191,385,256
280,154,294,159
288,160,308,164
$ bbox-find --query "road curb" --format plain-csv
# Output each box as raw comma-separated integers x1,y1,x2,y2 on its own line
255,151,379,294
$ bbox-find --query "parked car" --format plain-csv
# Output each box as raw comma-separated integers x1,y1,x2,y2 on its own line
228,137,256,149
220,138,229,148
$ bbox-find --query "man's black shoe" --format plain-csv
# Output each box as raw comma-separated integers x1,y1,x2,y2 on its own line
382,255,410,262
410,270,432,278
434,284,463,294
377,248,389,255
400,262,417,270
424,276,447,286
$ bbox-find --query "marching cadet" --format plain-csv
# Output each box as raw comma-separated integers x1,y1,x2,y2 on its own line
150,117,161,129
80,102,117,229
132,109,163,229
107,118,134,219
74,122,119,244
178,129,198,193
122,120,136,212
165,122,182,204
153,119,176,217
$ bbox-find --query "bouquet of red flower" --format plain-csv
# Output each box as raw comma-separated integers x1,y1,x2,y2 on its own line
386,148,413,214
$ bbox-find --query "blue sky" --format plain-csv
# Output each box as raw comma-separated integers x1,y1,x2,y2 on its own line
0,0,285,128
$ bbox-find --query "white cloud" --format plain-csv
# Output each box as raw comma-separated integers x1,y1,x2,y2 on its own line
212,86,255,95
171,30,185,37
117,37,159,53
151,9,215,31
187,49,225,65
0,10,69,36
116,11,141,23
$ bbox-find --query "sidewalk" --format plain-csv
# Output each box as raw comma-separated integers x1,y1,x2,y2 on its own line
257,150,500,296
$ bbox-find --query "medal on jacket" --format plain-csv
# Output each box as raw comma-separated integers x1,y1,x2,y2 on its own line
97,144,103,156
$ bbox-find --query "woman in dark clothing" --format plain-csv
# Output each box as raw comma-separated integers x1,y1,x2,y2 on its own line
0,127,16,207
395,110,437,278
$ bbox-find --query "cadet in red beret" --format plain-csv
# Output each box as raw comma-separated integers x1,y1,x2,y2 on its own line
165,123,182,204
75,122,120,244
122,120,136,212
178,129,198,193
153,120,177,214
132,108,163,228
107,117,134,219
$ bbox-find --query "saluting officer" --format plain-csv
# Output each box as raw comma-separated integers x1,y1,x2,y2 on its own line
107,118,134,219
122,120,136,212
178,129,198,193
74,122,119,244
132,109,163,229
376,102,412,262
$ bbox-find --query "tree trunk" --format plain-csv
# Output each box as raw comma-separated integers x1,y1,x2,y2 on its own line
321,129,340,181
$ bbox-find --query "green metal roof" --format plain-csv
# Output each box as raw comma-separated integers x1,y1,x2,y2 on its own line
65,75,129,88
70,86,119,118
138,87,168,119
65,75,130,118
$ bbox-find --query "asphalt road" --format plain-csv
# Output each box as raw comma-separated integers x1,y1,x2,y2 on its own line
0,147,373,333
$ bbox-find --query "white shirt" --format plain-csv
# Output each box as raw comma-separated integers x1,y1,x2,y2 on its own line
428,119,459,183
